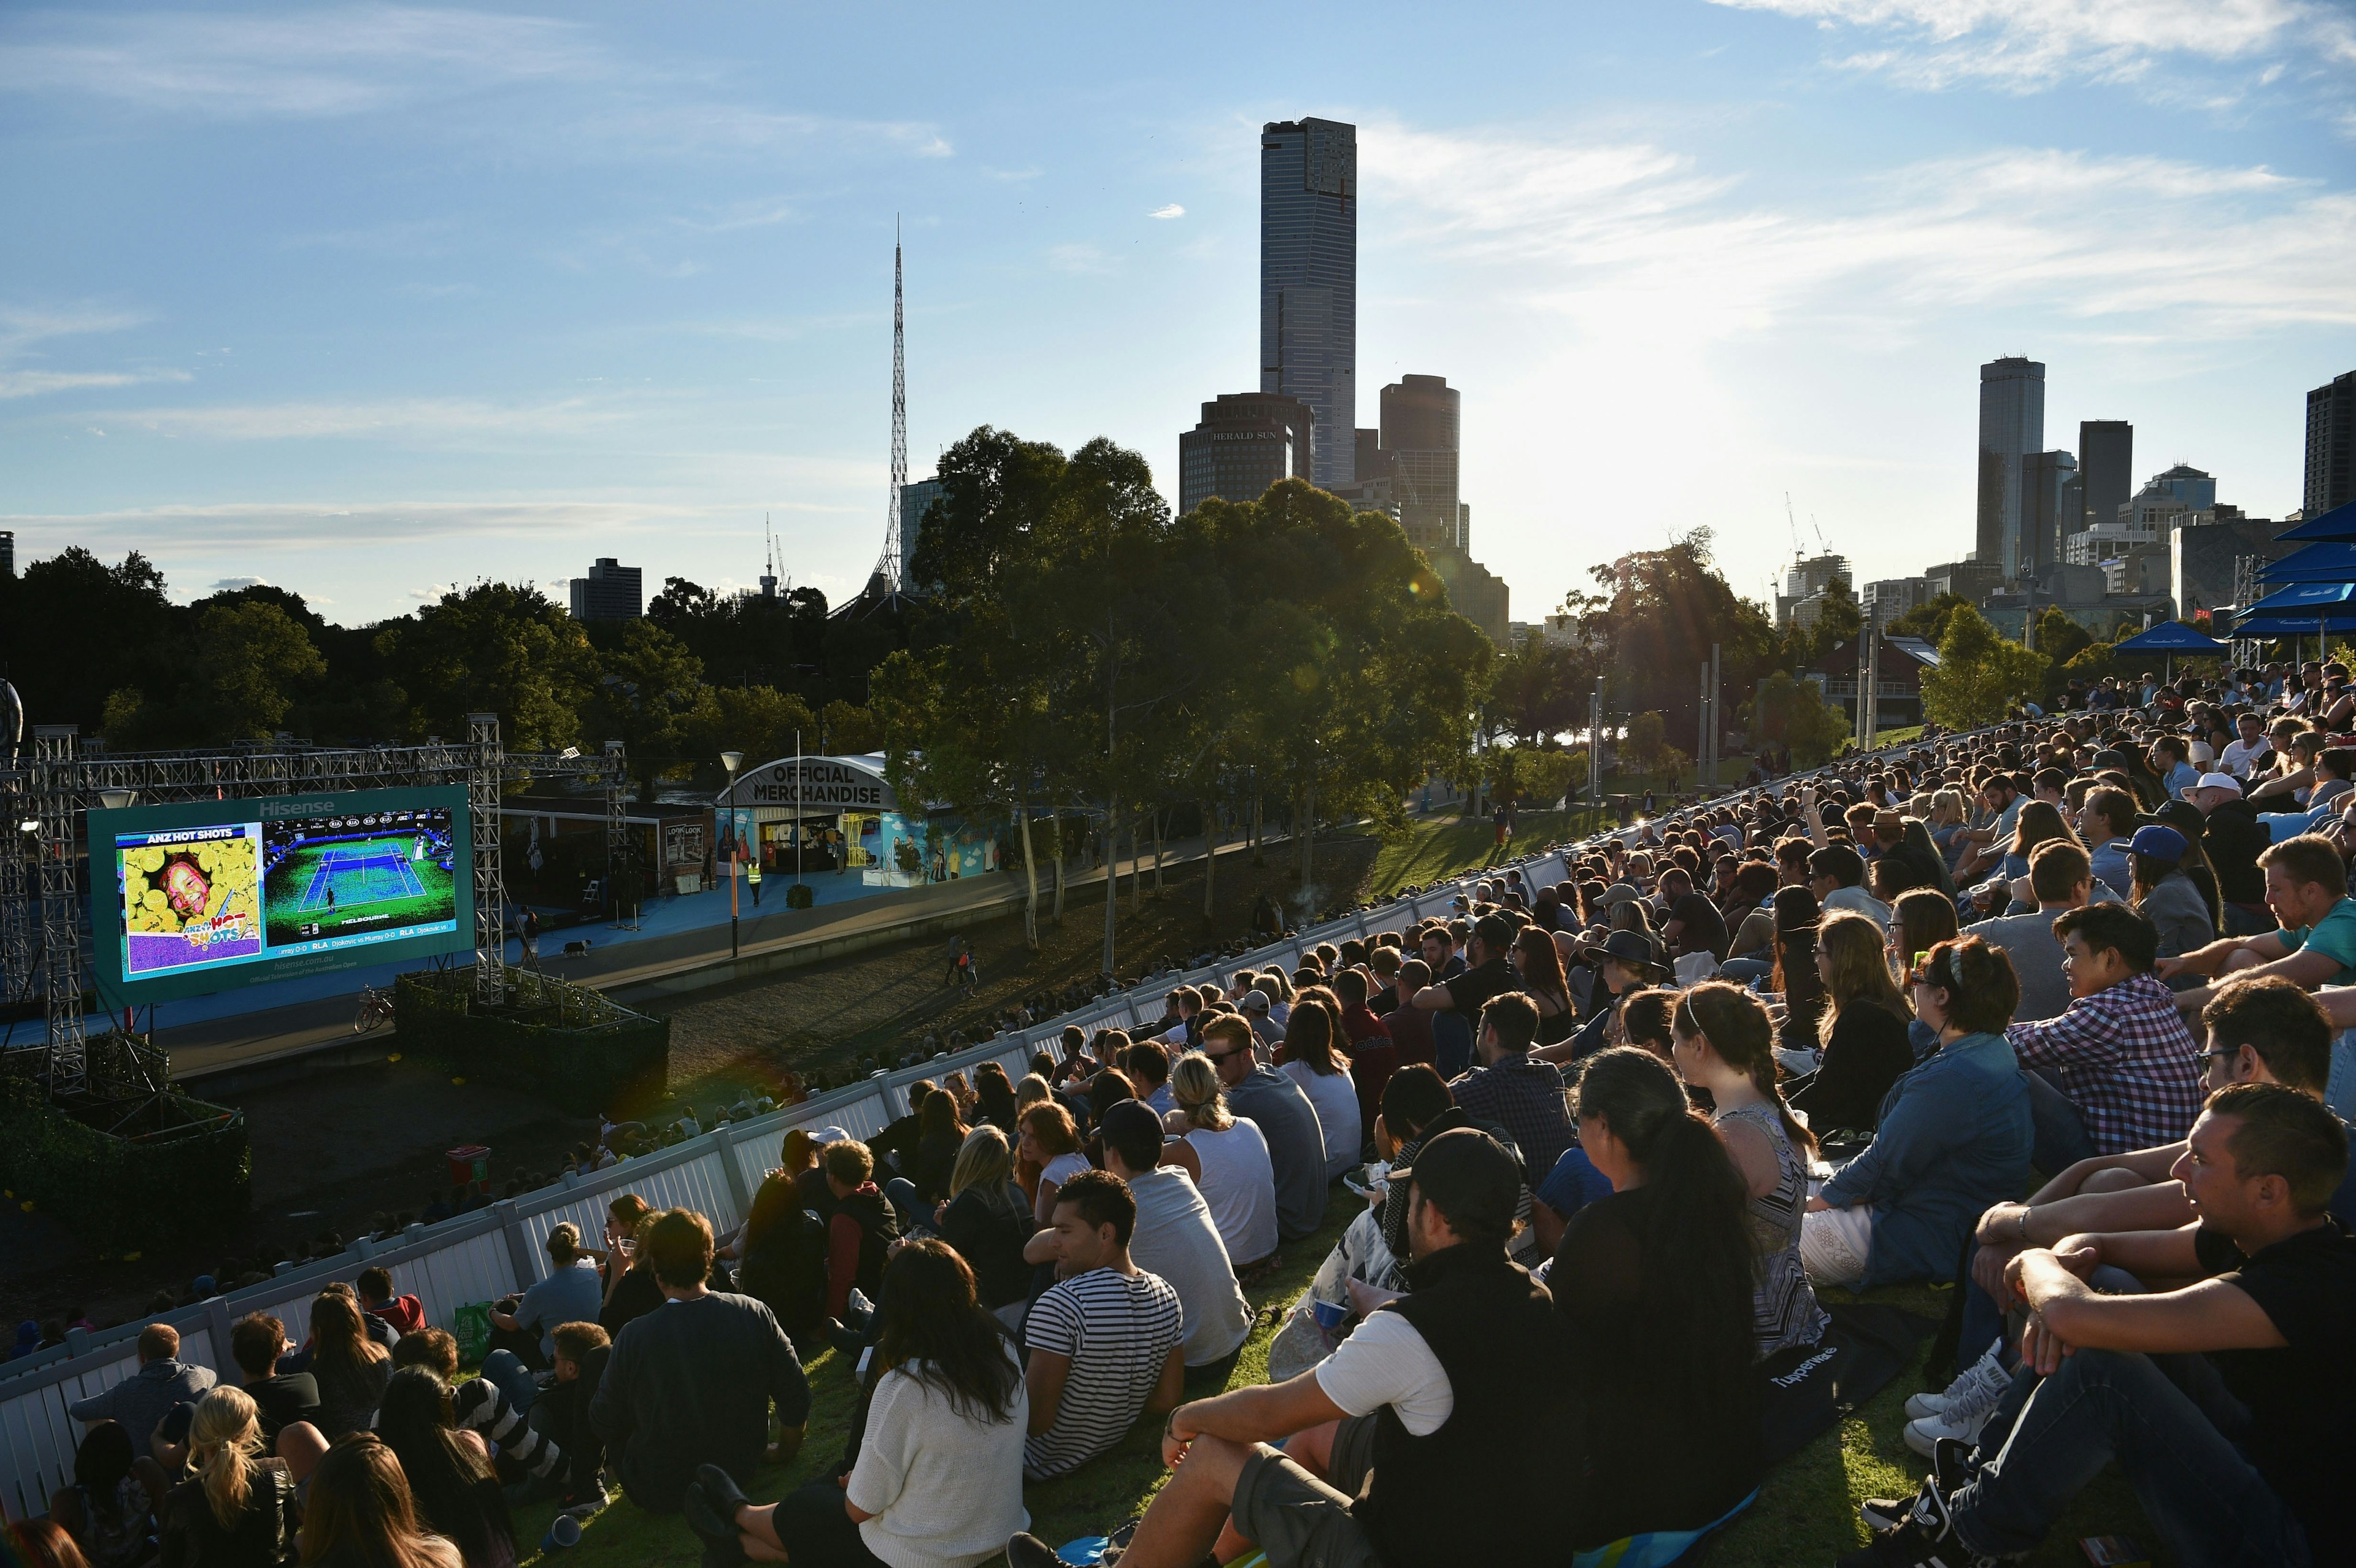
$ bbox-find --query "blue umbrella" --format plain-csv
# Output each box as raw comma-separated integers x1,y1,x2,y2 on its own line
2273,498,2356,543
2258,541,2356,583
2112,619,2230,682
2247,580,2356,615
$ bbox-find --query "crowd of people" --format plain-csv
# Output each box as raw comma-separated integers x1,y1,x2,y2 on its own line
20,666,2356,1568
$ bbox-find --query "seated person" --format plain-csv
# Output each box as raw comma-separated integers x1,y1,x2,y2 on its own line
48,1421,168,1568
687,1240,1030,1568
66,1321,217,1461
1007,1128,1574,1568
1274,994,1361,1182
488,1223,605,1372
1555,1051,1762,1548
1850,1083,2355,1568
1373,1064,1542,1269
226,1313,318,1454
1788,911,1915,1135
589,1208,812,1513
2160,832,2356,1010
1207,1015,1331,1243
1162,1050,1280,1272
356,1266,426,1339
1018,1171,1185,1482
1803,937,2033,1289
1096,1101,1251,1376
931,1125,1037,1320
2006,903,2203,1172
818,1139,902,1325
1123,1040,1177,1118
1533,991,1674,1252
394,1326,573,1502
1963,840,2094,1023
1447,991,1573,1178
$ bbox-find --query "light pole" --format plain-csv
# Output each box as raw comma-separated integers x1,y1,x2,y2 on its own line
720,751,744,958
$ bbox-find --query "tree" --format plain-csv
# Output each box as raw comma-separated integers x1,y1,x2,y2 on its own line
1884,593,1973,648
377,582,596,750
1622,711,1668,772
1921,604,2048,729
1747,670,1847,769
191,599,328,737
680,685,818,788
1784,576,1862,669
1488,636,1590,745
820,700,882,756
1,548,177,735
586,620,706,800
1558,530,1777,754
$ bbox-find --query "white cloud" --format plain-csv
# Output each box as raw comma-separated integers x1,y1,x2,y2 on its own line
207,576,270,591
1147,203,1185,220
0,367,190,399
1710,0,2356,90
97,394,636,442
0,5,605,118
0,304,186,399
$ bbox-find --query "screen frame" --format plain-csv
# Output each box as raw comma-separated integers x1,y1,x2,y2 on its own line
87,785,477,1005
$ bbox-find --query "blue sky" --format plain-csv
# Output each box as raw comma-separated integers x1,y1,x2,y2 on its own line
4,1,2354,626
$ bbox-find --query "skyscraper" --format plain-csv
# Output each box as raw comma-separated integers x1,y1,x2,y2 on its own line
569,558,642,620
2019,450,2078,583
1260,118,1356,488
1976,356,2046,579
1380,375,1460,550
2077,420,2133,538
2309,370,2355,518
1178,392,1312,515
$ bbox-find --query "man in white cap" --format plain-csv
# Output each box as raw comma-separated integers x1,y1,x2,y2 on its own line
2188,771,2273,936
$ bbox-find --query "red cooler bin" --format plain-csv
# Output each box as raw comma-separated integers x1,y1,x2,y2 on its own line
445,1145,491,1193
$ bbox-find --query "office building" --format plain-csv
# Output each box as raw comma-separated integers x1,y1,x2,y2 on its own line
2019,450,2078,583
2077,420,2133,535
1178,392,1312,515
0,529,12,578
1261,118,1357,488
2311,371,2355,518
1926,559,2003,604
1379,374,1461,550
1775,553,1849,628
1976,356,2046,580
569,557,643,621
898,476,944,584
1429,550,1509,647
2174,515,2293,625
1861,577,1932,629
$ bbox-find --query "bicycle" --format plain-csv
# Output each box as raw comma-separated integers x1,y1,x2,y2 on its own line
354,983,395,1033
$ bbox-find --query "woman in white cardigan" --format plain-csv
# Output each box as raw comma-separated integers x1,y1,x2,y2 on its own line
684,1240,1028,1568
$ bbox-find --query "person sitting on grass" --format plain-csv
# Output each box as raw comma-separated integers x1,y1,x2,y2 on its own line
817,1139,902,1329
1801,937,2033,1290
66,1321,216,1463
1274,991,1361,1183
1017,1170,1185,1483
158,1386,299,1568
1787,910,1916,1134
487,1223,603,1374
391,1326,576,1507
297,1431,465,1568
1006,1128,1574,1568
2004,902,2203,1172
226,1313,318,1455
375,1366,516,1568
686,1240,1030,1568
1162,1050,1280,1276
1556,1048,1765,1550
356,1266,426,1340
49,1421,167,1568
1096,1101,1251,1382
1847,1083,2356,1568
1446,991,1573,1179
2158,832,2356,1009
589,1208,811,1514
1204,1013,1330,1243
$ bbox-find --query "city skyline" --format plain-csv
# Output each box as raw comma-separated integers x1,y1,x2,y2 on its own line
4,2,2354,625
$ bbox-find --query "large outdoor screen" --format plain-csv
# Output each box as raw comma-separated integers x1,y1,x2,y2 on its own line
88,786,474,1002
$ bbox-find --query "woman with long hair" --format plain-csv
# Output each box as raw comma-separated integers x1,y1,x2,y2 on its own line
1162,1052,1278,1270
685,1241,1028,1568
372,1370,511,1568
160,1387,299,1568
49,1421,165,1568
1925,788,1970,866
1553,1047,1761,1547
934,1126,1034,1316
1898,817,1958,899
1995,799,2081,909
1768,886,1824,1058
1667,987,1828,1361
972,1063,1020,1132
11,1520,95,1568
910,1087,969,1204
306,1294,390,1442
1509,927,1577,1047
1274,992,1360,1180
1017,1101,1088,1226
298,1433,461,1568
598,1193,664,1337
1788,912,1917,1134
2128,824,2219,961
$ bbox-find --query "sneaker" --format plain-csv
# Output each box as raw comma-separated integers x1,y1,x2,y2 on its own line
1906,1345,2009,1422
682,1464,747,1562
1004,1533,1063,1568
1861,1439,1974,1532
1838,1468,2000,1567
1905,1385,2006,1457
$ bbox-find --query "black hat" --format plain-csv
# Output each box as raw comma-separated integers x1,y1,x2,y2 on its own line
1393,1127,1521,1242
1600,929,1667,977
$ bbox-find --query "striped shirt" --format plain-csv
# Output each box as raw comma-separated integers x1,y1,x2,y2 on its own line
2006,971,2204,1154
1020,1266,1183,1480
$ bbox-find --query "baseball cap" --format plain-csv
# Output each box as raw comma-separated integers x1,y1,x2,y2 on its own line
812,1125,852,1145
2189,740,2216,766
2195,772,2242,795
2129,824,2189,862
1241,988,1272,1013
1391,1127,1522,1242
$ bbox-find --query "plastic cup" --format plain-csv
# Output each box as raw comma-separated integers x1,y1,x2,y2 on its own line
1310,1297,1349,1333
541,1514,583,1552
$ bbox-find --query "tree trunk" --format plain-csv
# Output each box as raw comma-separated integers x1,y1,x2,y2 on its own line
1201,798,1218,928
1128,824,1142,917
1101,800,1118,975
1250,791,1265,865
1017,799,1039,948
1151,809,1165,894
1299,781,1317,903
1051,812,1066,921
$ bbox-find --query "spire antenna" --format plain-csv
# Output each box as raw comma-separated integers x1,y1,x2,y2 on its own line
875,217,907,592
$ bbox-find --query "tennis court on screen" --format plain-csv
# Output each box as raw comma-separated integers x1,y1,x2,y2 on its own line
296,838,428,910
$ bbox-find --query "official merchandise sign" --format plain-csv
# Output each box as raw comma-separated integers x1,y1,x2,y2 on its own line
726,757,897,814
88,786,475,1003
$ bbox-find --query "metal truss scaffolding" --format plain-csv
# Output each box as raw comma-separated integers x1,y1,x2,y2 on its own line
0,725,626,1105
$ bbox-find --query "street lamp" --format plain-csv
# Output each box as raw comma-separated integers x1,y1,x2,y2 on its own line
98,788,139,810
720,751,745,958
